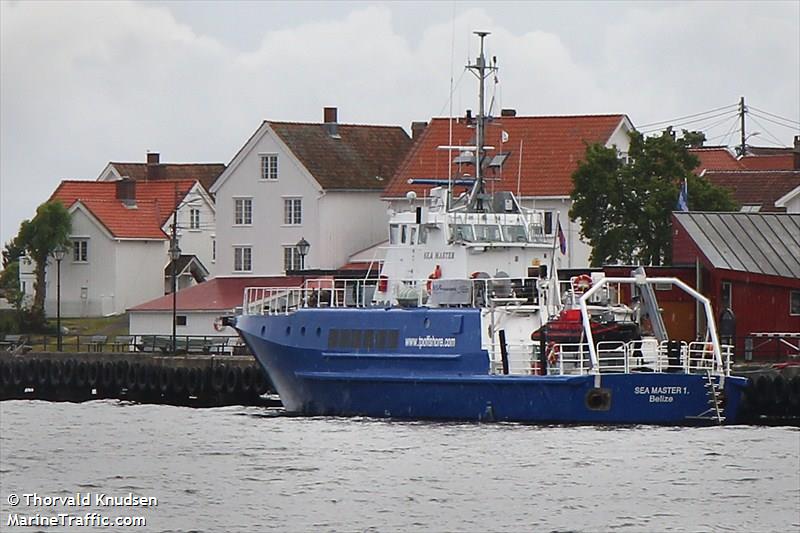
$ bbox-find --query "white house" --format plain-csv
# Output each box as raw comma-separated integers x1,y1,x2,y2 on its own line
42,177,215,317
209,108,412,276
97,152,225,276
776,185,800,213
382,111,635,269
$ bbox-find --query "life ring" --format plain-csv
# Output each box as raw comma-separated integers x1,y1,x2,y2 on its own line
547,343,560,365
426,264,442,292
572,274,592,293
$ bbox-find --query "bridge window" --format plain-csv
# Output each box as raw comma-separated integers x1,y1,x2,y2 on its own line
450,224,474,242
474,224,502,242
502,225,528,243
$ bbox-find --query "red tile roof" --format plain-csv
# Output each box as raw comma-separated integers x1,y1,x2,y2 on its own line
268,122,412,190
688,147,744,174
110,162,226,191
383,115,627,198
703,170,800,212
738,154,796,170
129,276,304,311
50,179,195,239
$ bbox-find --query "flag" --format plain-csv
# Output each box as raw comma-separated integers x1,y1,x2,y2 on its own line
557,221,567,255
676,179,688,211
501,130,509,143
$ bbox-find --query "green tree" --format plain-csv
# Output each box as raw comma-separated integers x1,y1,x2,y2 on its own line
570,130,737,266
16,201,72,321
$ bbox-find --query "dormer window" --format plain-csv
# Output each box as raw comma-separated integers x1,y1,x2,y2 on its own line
488,152,509,168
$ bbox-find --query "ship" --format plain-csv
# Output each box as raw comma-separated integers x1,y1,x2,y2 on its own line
225,32,748,425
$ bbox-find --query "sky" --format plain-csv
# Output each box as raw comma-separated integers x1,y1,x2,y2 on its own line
1,0,799,250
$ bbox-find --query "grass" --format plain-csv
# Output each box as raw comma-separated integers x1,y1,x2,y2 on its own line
50,313,129,336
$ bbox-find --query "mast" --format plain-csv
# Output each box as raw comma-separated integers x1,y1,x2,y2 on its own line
466,31,497,210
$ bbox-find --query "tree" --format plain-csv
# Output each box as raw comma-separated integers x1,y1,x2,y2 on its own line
570,130,737,266
16,201,72,321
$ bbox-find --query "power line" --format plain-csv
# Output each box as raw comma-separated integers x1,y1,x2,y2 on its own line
721,114,742,147
640,108,738,134
747,115,791,147
749,110,800,131
704,115,743,143
637,102,739,129
748,105,800,126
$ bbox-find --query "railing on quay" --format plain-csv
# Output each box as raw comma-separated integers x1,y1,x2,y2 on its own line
0,334,248,356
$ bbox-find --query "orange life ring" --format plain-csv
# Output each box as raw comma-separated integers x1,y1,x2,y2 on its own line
572,274,592,293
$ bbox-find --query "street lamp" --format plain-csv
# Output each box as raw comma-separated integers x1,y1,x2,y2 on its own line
169,239,181,355
52,244,66,352
295,237,310,270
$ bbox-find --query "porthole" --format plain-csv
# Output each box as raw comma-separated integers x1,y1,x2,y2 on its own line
424,317,431,329
300,326,306,336
316,327,322,337
261,326,266,335
285,326,291,336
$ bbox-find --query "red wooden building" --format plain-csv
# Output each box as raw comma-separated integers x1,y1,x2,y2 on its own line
670,212,800,360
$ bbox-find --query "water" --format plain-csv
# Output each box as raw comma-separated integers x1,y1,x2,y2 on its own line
1,401,798,533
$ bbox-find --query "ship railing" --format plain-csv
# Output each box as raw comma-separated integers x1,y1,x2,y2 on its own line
243,275,553,314
540,340,734,376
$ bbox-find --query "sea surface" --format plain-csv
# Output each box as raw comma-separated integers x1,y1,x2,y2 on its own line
0,400,798,533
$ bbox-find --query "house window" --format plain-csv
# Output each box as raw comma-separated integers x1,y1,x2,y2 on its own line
791,291,800,316
176,315,187,326
190,208,200,229
260,154,278,180
544,212,553,235
284,246,302,271
721,281,732,310
211,237,216,262
234,198,252,225
284,198,302,225
72,239,88,262
234,246,252,272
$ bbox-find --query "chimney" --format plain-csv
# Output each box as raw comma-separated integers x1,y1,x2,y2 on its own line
500,109,517,117
324,107,338,136
146,152,161,180
465,109,472,122
116,177,136,207
794,135,800,170
411,121,428,141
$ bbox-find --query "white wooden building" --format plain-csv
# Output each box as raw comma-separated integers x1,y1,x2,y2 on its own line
209,108,412,276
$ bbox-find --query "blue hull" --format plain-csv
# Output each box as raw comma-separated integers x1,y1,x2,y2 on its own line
236,308,747,425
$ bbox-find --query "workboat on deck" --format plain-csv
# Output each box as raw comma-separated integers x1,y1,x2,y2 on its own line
227,33,747,425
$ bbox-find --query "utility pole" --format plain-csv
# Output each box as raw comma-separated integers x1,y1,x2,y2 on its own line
739,96,746,156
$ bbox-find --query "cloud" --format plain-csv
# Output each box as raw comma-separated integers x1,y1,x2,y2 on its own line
2,0,798,249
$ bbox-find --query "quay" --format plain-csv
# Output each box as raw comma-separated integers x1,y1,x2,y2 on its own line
1,349,797,425
0,351,278,407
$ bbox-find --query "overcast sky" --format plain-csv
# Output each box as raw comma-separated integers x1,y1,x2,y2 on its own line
1,0,798,250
